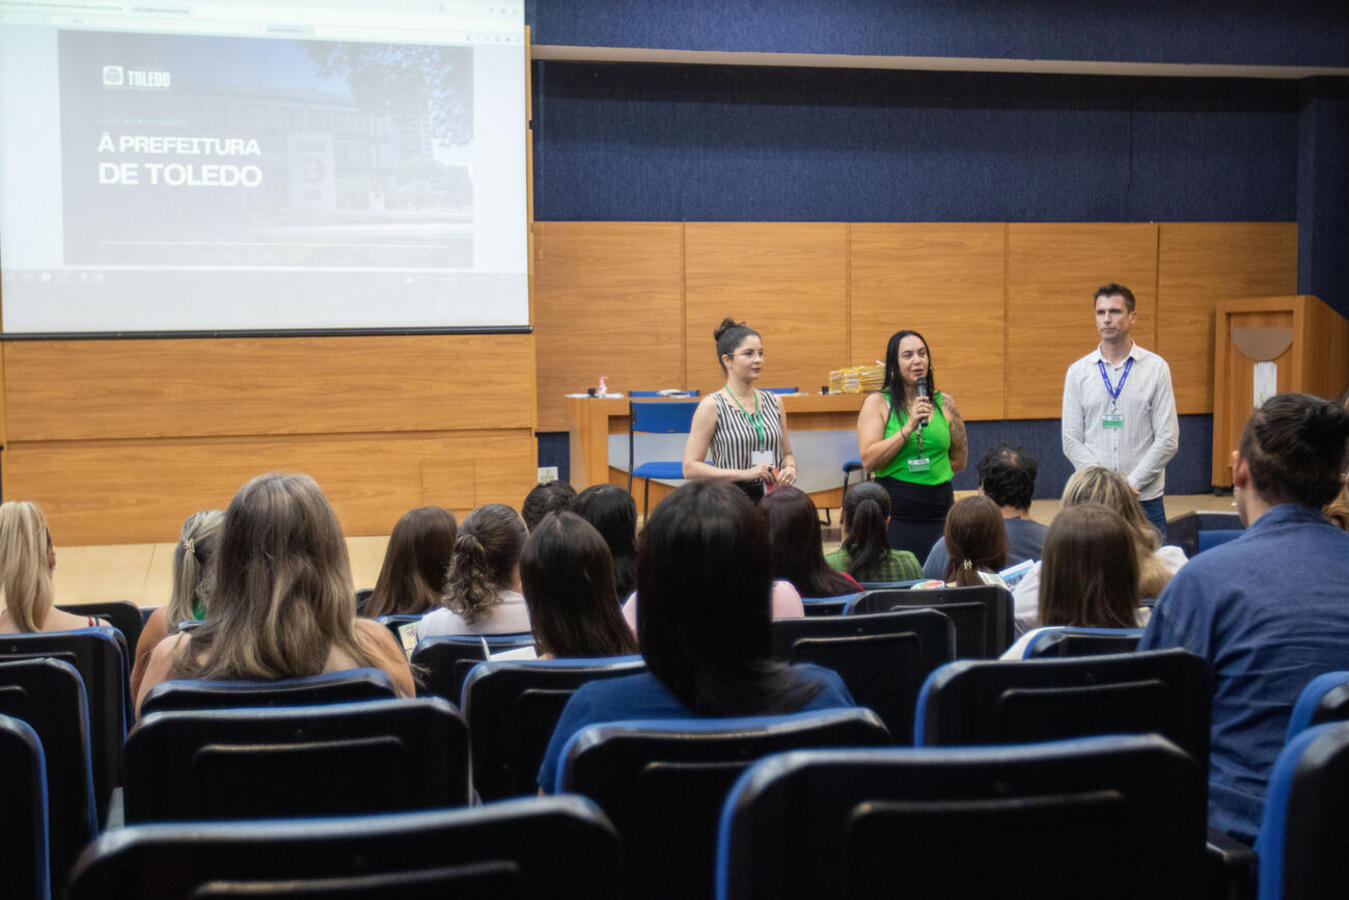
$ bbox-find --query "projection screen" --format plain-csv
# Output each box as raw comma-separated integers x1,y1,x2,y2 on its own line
0,0,528,334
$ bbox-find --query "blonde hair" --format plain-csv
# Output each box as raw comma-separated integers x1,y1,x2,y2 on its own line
171,473,383,681
166,510,224,629
1061,466,1172,599
0,501,56,632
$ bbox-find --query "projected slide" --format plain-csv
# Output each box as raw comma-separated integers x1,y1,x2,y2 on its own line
61,32,475,269
0,1,528,333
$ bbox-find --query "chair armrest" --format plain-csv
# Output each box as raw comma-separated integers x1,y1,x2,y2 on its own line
1205,827,1257,900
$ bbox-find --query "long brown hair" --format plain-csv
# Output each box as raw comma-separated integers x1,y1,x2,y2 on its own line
519,512,636,658
0,501,56,632
1039,503,1139,628
942,495,1007,586
1061,466,1171,598
365,507,457,618
172,473,384,681
760,486,857,598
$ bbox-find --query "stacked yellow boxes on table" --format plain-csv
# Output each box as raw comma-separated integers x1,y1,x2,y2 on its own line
829,364,884,394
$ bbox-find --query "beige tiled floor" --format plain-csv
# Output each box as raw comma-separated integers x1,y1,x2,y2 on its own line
55,494,1236,608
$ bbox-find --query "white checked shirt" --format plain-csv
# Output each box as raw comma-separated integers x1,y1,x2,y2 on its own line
1061,342,1179,501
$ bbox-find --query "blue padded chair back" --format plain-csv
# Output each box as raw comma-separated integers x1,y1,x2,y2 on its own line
0,627,127,823
0,714,49,900
411,633,536,705
630,399,701,434
67,795,620,900
770,609,954,737
800,592,861,616
717,733,1205,900
561,707,889,900
761,387,797,394
916,649,1210,767
1197,529,1242,554
1165,510,1242,558
1022,627,1145,659
1284,671,1349,741
1257,720,1349,900
847,585,1014,659
123,697,470,823
0,658,96,890
462,656,647,801
375,614,420,645
57,601,144,657
858,580,923,590
139,668,398,717
630,390,700,398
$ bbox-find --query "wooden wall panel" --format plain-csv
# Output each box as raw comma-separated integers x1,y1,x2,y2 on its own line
1156,222,1298,414
1006,224,1159,419
684,223,848,396
3,334,535,441
850,223,1007,420
5,430,534,545
532,222,684,431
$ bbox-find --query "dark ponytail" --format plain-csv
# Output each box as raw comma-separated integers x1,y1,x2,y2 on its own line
841,482,892,579
442,504,526,625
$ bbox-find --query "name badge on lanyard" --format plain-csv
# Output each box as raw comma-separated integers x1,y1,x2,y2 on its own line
751,449,775,467
908,457,931,473
1097,358,1133,431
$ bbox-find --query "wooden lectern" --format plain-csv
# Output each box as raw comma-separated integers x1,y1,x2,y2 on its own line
1211,295,1349,488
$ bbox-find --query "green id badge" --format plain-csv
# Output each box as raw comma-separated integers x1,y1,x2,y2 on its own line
908,457,931,473
1102,414,1124,429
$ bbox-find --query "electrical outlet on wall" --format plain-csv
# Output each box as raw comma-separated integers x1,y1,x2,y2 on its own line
537,466,559,483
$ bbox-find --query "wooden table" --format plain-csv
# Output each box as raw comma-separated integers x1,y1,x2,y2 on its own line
565,393,868,509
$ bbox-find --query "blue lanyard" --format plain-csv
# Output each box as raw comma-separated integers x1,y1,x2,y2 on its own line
1097,357,1133,406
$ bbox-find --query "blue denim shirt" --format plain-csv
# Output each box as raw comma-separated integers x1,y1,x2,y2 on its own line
1139,503,1349,843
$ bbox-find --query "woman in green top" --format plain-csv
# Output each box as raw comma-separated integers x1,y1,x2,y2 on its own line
826,481,924,583
856,330,968,557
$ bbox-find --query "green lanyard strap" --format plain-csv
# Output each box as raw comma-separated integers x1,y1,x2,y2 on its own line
724,386,766,447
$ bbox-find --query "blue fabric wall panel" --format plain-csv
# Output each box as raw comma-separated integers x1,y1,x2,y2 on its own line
1297,78,1349,319
527,0,1349,69
533,64,1297,223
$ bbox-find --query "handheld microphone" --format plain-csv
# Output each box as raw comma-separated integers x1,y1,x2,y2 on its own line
916,377,930,426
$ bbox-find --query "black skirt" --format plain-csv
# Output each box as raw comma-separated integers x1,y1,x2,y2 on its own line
876,476,954,561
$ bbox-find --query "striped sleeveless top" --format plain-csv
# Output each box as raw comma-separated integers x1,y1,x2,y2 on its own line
709,389,785,472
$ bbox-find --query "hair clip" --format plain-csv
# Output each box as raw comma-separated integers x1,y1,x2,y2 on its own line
183,538,196,555
961,559,973,570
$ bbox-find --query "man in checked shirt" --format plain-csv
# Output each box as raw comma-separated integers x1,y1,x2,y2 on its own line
1061,283,1179,538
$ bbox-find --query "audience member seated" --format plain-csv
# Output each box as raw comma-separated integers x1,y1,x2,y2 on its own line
131,510,223,700
136,473,415,711
761,487,860,598
929,495,1007,587
922,443,1046,579
1012,465,1187,630
1002,503,1140,658
418,504,530,638
363,506,457,619
0,500,106,633
824,481,922,583
493,512,639,662
539,481,855,792
571,484,638,599
1140,392,1349,844
521,480,577,532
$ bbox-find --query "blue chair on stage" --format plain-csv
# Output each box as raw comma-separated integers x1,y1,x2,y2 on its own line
628,399,700,518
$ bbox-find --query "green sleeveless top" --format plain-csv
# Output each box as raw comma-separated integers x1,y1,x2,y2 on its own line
875,392,954,485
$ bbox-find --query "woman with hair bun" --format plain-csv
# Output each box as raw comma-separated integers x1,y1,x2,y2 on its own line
1140,393,1349,844
826,482,924,583
131,509,224,699
136,473,415,711
417,503,530,638
683,317,798,502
